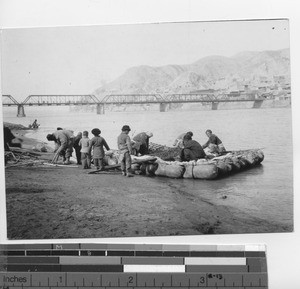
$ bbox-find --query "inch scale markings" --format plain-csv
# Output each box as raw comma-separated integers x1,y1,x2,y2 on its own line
0,243,268,289
0,271,268,288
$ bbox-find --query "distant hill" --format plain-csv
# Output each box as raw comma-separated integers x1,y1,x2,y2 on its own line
94,48,290,97
233,49,290,78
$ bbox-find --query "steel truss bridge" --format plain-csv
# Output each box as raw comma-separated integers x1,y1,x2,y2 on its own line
2,93,263,117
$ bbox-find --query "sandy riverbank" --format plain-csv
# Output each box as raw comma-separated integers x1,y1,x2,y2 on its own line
4,129,292,240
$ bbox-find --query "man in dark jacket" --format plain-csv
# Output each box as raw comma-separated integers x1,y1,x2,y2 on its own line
133,131,153,155
181,133,206,161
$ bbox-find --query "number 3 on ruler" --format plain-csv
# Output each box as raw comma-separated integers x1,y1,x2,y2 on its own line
199,276,205,284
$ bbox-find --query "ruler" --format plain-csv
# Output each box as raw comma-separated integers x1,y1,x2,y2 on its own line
0,243,268,288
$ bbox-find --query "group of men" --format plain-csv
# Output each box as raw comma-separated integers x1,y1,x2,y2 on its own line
175,129,226,162
3,122,225,176
46,126,153,177
45,125,225,176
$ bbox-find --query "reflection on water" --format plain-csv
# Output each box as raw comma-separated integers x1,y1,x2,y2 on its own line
2,106,293,226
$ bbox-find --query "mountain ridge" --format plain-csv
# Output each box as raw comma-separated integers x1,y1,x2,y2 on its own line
94,48,290,97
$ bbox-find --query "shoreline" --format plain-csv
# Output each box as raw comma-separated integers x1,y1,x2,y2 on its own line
13,129,47,150
4,127,293,240
4,122,54,153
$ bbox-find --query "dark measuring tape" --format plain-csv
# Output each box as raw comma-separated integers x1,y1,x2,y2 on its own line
0,243,268,288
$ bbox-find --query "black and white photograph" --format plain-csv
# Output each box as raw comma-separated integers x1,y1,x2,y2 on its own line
1,19,293,239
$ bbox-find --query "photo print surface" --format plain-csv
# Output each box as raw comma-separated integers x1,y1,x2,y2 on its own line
1,19,293,239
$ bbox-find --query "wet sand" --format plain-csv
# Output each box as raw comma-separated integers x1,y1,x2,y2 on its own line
4,129,292,240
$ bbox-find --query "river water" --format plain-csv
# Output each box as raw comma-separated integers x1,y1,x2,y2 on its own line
2,106,293,228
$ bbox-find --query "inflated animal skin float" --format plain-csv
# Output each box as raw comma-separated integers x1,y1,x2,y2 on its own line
153,149,264,179
102,143,264,179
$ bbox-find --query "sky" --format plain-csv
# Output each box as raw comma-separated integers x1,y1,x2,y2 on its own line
1,19,290,102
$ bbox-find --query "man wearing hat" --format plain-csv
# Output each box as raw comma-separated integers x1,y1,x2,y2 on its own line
117,125,133,177
132,131,153,155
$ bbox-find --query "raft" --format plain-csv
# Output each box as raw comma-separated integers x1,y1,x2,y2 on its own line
147,143,264,180
101,143,264,179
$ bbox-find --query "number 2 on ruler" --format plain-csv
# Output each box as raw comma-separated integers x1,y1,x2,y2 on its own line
128,276,134,284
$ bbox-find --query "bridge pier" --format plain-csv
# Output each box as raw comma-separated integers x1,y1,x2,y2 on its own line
211,102,219,110
159,103,168,112
253,99,264,108
96,103,105,115
17,105,26,117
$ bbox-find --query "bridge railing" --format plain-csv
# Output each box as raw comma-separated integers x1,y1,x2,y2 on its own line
101,94,167,104
2,95,20,106
166,93,219,102
22,95,100,105
2,93,264,106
